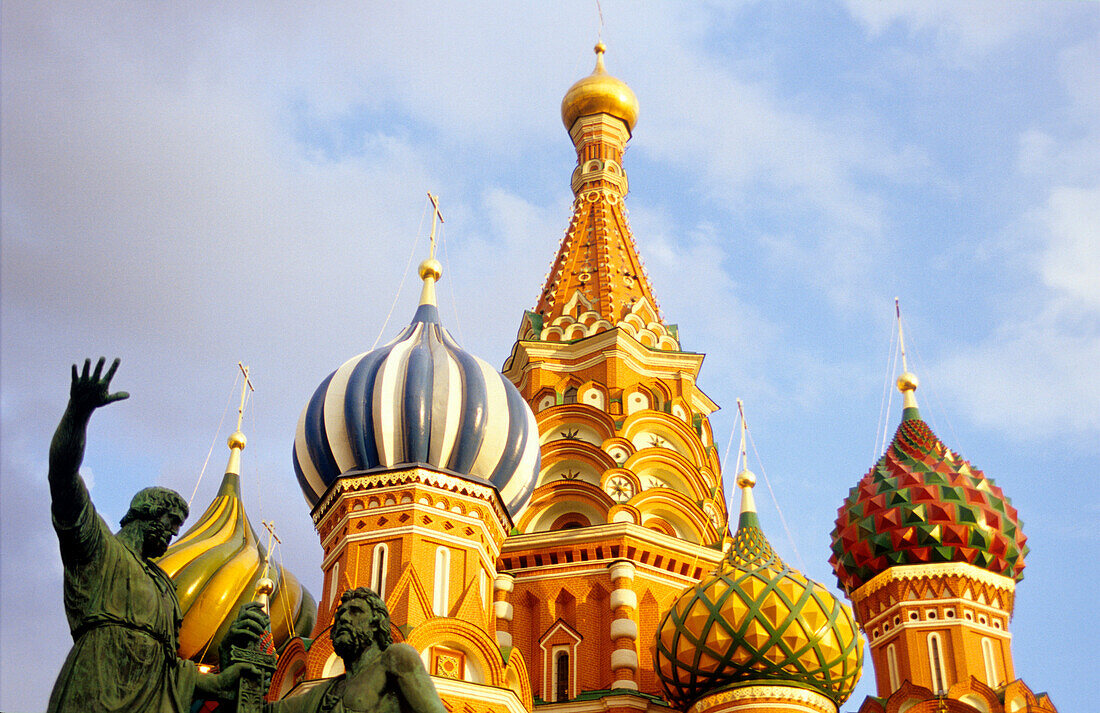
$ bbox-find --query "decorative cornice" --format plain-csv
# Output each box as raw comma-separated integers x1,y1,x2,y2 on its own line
312,467,512,533
532,692,668,713
502,521,724,568
852,562,1015,601
431,677,528,713
690,684,836,713
511,334,704,379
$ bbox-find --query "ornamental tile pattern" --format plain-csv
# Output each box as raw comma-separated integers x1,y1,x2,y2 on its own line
655,512,862,709
830,412,1028,593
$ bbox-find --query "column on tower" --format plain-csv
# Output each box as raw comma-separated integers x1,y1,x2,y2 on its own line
494,573,516,648
608,560,639,690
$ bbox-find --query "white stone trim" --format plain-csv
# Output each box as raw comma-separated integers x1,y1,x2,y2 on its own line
609,560,636,582
690,685,835,713
525,693,655,713
431,677,527,713
610,589,637,610
494,601,514,621
494,573,515,592
610,619,638,641
496,630,513,648
610,649,639,670
610,680,639,691
853,562,1015,600
321,524,499,574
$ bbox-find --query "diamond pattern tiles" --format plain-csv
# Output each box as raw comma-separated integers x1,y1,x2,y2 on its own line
830,414,1028,593
655,512,863,710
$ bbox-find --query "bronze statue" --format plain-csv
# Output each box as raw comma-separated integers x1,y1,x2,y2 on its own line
228,587,446,713
47,358,253,712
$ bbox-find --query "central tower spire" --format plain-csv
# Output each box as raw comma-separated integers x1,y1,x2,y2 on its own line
500,43,727,703
533,44,672,346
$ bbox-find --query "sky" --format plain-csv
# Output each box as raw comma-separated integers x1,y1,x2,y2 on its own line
2,2,1097,711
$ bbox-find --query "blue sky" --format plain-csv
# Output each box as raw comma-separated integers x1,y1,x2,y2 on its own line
2,2,1097,711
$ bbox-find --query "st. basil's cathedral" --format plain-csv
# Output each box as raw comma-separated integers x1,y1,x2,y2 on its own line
157,44,1058,713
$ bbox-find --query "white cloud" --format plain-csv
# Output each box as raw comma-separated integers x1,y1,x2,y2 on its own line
931,24,1100,440
1039,186,1100,308
843,0,1062,57
938,300,1099,436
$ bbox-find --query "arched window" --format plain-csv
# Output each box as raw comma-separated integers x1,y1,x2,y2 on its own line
329,561,341,604
371,543,389,599
433,546,450,616
928,633,948,694
886,643,900,693
554,649,569,702
982,637,999,687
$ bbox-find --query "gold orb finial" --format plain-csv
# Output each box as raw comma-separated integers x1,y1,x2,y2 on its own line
228,431,247,450
418,258,443,282
561,43,639,132
255,576,275,596
897,372,919,393
736,469,756,489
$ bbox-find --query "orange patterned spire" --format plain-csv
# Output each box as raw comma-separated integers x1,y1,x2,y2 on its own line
534,44,674,347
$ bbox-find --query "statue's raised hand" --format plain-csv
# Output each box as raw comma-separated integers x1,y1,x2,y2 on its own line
69,357,129,416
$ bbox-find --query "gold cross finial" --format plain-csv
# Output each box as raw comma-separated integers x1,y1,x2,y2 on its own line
737,398,748,467
418,193,445,307
734,399,756,513
427,192,444,261
259,519,281,582
225,362,254,473
895,298,909,374
894,299,919,408
234,362,255,434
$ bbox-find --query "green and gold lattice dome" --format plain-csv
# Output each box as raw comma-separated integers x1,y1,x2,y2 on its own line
655,477,862,709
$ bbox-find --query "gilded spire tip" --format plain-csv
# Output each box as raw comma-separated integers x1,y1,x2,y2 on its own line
225,363,254,476
419,193,445,307
735,399,757,515
894,299,919,412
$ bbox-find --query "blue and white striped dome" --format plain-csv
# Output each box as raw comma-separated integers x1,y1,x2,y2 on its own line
293,302,540,518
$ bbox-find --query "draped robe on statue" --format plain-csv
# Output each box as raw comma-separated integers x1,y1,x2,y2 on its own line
47,480,198,713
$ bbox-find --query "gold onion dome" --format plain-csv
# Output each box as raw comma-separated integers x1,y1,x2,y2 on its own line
655,478,862,709
157,435,316,666
561,42,639,132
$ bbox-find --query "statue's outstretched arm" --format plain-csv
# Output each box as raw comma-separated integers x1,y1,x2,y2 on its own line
48,357,129,525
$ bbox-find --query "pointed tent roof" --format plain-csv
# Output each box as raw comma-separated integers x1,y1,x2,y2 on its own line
533,44,677,348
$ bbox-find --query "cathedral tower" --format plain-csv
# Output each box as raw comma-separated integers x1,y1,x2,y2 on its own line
500,45,729,708
277,248,541,712
831,369,1056,713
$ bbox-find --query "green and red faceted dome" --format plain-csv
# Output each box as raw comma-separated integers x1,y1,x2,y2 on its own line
830,376,1028,594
